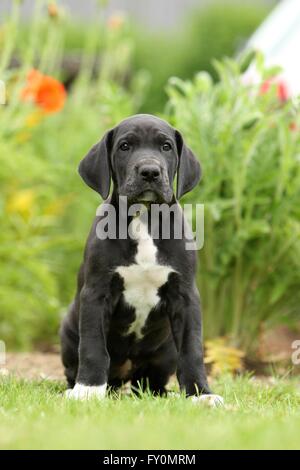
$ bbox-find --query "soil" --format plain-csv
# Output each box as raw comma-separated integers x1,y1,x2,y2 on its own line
1,323,299,381
1,352,64,381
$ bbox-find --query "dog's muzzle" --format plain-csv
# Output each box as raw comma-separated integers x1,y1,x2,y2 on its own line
122,158,172,203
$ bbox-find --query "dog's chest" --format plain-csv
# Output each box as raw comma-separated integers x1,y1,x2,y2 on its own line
116,218,174,338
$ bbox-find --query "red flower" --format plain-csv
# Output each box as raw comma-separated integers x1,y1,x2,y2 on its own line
260,78,289,102
21,69,66,113
277,80,289,101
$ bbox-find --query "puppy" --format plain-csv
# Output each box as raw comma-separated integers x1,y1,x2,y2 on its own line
60,114,223,406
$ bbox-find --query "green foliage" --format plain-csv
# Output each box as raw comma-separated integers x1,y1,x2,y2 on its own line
166,53,300,352
133,0,271,112
0,1,143,349
181,1,272,81
6,1,271,115
0,1,298,355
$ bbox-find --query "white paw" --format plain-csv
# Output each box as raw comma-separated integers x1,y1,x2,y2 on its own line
168,392,181,398
191,394,224,407
65,383,107,400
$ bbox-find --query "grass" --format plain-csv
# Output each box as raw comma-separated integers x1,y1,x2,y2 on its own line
0,375,299,449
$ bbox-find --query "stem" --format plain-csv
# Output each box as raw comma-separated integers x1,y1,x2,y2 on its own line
231,255,243,342
0,0,20,74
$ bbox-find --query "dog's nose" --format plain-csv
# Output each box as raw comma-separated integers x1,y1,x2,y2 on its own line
139,164,161,182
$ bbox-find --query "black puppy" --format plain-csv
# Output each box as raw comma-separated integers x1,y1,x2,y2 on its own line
60,114,223,406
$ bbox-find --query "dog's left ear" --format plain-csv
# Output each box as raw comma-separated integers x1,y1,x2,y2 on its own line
78,129,113,199
175,130,201,199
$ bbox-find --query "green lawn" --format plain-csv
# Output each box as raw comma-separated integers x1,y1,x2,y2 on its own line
0,375,299,450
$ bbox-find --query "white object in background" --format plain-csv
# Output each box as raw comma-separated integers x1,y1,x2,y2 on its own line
245,0,300,96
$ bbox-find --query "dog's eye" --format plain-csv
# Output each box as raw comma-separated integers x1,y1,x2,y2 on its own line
162,142,172,151
120,142,130,151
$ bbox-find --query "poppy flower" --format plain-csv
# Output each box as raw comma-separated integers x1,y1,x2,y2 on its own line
260,78,289,102
48,2,59,18
107,13,125,30
289,122,297,132
21,69,66,113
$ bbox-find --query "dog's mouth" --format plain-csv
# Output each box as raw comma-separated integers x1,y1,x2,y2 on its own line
120,182,173,204
137,190,158,202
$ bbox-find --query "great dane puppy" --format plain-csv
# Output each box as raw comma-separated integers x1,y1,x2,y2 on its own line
60,114,223,406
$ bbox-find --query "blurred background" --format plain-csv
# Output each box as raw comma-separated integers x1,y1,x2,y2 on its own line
0,0,299,375
0,0,276,113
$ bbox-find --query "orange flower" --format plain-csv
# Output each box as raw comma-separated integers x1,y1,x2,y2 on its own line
48,2,59,18
289,122,298,132
107,13,125,30
21,69,66,113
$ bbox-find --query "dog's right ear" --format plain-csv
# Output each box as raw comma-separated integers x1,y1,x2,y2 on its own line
78,129,113,199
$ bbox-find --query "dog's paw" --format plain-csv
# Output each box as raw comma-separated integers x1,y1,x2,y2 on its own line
190,394,224,408
64,383,107,400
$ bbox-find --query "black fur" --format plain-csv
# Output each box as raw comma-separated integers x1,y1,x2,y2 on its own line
60,114,211,397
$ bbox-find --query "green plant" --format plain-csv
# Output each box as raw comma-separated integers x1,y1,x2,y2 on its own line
0,1,144,349
166,53,300,353
10,1,271,115
132,0,271,113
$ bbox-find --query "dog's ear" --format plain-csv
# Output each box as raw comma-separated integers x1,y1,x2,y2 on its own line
78,130,113,199
175,130,201,199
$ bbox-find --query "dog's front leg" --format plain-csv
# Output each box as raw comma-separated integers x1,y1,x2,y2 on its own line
170,294,224,407
65,286,111,400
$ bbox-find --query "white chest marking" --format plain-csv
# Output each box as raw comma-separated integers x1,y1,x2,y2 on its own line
116,217,174,338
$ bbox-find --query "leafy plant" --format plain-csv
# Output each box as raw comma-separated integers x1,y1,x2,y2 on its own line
166,53,300,353
0,0,143,349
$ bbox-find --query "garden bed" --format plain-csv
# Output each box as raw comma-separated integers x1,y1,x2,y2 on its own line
1,352,63,381
1,348,299,382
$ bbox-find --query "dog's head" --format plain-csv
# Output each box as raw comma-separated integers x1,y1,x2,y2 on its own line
78,114,201,203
